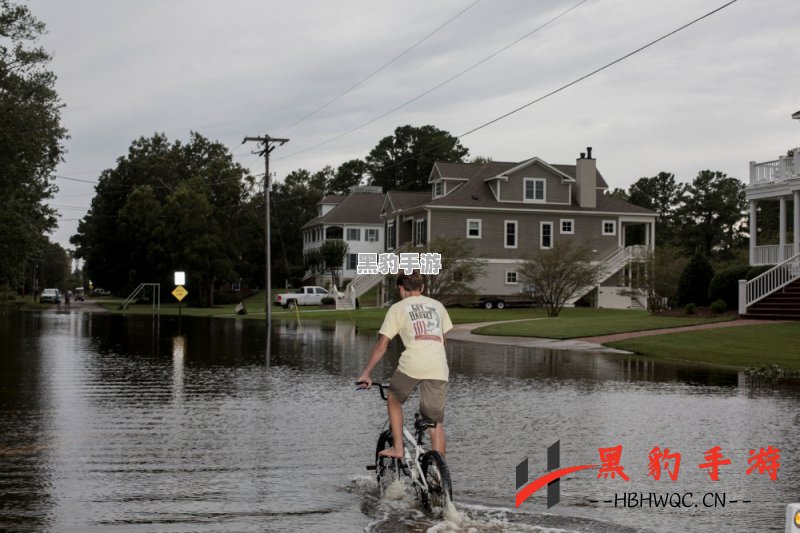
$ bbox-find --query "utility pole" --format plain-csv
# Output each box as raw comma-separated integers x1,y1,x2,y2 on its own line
242,134,289,329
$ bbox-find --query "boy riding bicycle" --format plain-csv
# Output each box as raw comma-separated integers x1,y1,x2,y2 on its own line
356,270,453,459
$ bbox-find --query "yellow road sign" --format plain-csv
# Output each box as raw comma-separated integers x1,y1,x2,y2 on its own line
172,285,188,302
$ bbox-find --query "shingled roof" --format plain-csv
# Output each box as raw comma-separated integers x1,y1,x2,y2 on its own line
301,191,385,229
432,160,609,188
386,158,652,215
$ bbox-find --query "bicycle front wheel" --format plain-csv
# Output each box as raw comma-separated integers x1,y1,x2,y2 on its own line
420,450,453,515
375,429,401,496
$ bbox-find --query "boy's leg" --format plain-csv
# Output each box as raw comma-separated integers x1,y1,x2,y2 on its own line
429,423,446,457
419,380,447,456
380,371,417,459
378,391,405,459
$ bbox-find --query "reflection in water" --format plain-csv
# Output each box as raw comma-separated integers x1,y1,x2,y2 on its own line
0,311,798,532
172,334,186,404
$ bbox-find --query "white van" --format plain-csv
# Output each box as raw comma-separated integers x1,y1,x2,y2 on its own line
40,288,62,303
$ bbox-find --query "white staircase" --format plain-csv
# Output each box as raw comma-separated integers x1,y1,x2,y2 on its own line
739,252,800,315
335,272,384,310
567,245,648,305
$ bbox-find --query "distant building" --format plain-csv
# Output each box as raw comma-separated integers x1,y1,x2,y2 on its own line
301,186,385,282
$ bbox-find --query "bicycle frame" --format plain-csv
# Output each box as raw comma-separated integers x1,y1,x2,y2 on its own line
396,424,431,494
357,382,434,494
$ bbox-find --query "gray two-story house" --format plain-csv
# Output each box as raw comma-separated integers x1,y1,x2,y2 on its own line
381,148,657,309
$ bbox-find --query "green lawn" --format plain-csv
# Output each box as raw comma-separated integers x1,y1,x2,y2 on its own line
606,323,800,369
471,309,734,339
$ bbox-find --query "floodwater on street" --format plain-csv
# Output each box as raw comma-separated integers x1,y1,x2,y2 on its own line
1,308,798,532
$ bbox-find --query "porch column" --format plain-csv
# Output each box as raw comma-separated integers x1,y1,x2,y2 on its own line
779,196,787,262
749,200,757,265
650,221,656,249
794,191,800,257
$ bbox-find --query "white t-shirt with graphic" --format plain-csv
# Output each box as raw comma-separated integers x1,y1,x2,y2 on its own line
379,295,453,381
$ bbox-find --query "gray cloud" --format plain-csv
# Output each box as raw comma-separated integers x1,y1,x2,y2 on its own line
29,0,800,248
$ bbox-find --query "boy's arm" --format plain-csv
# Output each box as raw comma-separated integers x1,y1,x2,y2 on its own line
356,334,390,387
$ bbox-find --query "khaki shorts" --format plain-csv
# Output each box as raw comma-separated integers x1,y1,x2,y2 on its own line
388,370,447,423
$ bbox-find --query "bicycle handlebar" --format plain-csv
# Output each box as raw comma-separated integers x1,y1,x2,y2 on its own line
355,381,389,401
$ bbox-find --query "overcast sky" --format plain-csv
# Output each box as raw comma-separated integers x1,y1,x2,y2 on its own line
28,0,800,248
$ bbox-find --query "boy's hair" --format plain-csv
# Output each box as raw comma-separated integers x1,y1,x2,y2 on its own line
396,271,424,292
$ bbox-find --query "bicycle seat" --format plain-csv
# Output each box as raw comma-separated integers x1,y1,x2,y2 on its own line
414,417,437,431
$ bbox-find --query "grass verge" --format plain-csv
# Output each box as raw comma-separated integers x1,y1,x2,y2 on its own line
606,323,800,369
471,309,734,339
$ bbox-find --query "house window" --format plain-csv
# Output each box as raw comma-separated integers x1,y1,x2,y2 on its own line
347,253,358,270
434,180,443,197
365,228,379,242
466,219,482,238
602,220,617,236
524,178,545,202
387,222,396,249
415,219,428,245
505,271,518,285
347,228,361,241
505,220,518,248
560,219,574,235
541,222,553,249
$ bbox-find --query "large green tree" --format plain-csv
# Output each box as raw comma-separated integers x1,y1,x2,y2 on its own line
71,133,253,305
366,125,469,191
627,172,684,245
677,170,747,258
0,1,67,287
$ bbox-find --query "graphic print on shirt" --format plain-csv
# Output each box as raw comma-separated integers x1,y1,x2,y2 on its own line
406,303,443,342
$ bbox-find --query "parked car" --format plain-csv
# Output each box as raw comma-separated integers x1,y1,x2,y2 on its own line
40,288,62,303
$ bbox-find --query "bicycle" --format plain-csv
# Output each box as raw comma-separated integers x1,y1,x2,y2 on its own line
356,381,453,517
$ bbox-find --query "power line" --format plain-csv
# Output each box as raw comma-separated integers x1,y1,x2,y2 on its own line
276,0,588,162
275,0,481,135
457,0,740,140
359,0,742,178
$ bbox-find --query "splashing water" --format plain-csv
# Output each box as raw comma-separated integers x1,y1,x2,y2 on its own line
383,479,408,501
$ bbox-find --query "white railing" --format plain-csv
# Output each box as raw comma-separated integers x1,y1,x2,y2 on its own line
751,159,781,185
749,149,799,186
739,252,800,314
752,244,798,265
336,272,384,310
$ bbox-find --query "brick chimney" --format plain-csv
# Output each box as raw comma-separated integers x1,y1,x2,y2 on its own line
576,147,596,208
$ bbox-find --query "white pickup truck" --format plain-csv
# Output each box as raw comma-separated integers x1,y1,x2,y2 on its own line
274,286,329,308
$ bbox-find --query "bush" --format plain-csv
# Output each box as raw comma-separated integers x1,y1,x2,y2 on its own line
321,296,335,305
678,253,715,306
708,265,750,310
710,299,727,314
746,264,775,280
685,303,696,314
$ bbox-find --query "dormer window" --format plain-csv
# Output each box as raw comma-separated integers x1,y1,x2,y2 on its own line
434,180,443,197
524,178,545,202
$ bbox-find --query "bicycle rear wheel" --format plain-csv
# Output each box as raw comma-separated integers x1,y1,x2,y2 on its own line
420,450,453,515
375,429,401,495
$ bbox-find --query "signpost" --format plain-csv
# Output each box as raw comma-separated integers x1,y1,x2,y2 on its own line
173,272,187,326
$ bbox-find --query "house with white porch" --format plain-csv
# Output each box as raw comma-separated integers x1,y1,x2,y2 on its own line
377,147,657,309
301,186,385,287
739,110,800,319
